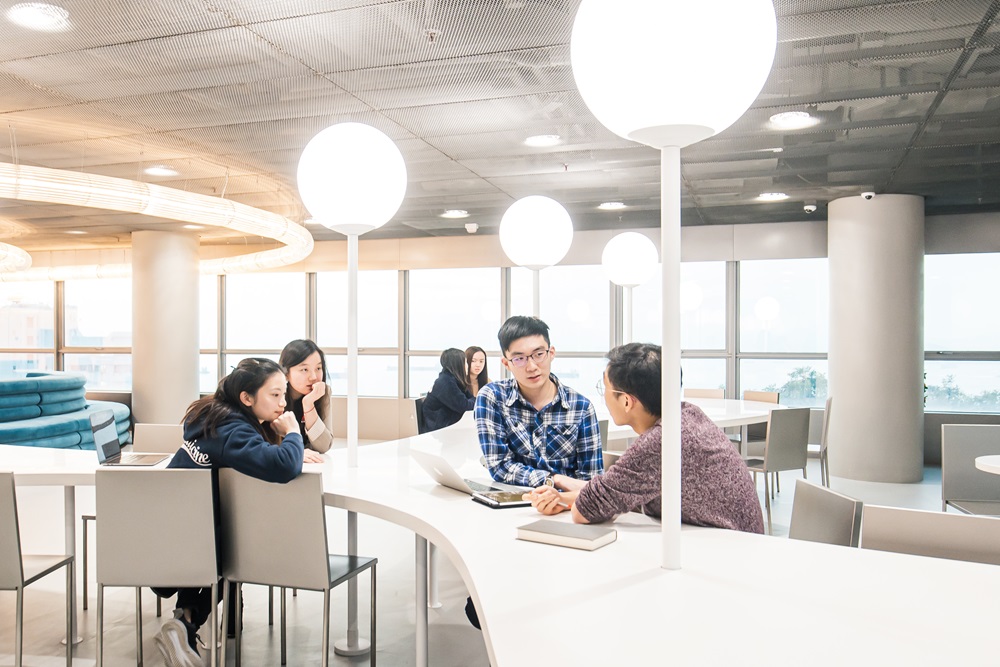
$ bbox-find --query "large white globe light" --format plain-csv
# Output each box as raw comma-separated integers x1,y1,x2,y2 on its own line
297,122,407,235
601,232,659,287
499,195,574,270
571,0,777,148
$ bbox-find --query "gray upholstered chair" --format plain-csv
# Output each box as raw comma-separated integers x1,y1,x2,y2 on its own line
788,479,862,547
941,424,1000,515
860,505,1000,566
745,406,810,534
0,472,74,667
95,467,219,667
218,469,377,667
806,397,833,488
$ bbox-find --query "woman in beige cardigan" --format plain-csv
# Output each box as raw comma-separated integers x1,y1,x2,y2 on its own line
280,339,334,455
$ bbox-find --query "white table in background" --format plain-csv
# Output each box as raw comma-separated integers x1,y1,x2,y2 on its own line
975,455,1000,475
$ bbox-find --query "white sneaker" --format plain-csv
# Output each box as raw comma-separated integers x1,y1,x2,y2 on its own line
155,618,202,667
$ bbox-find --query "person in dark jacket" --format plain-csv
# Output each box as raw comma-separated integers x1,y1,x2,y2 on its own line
154,358,304,667
422,348,475,432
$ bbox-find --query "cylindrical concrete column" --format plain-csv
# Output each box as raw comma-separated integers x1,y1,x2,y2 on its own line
131,231,200,424
828,194,924,482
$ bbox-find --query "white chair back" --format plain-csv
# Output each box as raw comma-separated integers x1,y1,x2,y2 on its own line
744,390,779,404
133,423,184,454
219,469,331,591
941,424,1000,507
764,407,810,472
788,479,862,547
96,468,217,587
861,505,1000,566
0,472,23,588
683,388,724,399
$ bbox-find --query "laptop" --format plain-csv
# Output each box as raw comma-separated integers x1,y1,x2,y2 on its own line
410,449,532,508
91,411,169,466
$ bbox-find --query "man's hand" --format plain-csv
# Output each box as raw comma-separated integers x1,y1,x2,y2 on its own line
523,486,570,515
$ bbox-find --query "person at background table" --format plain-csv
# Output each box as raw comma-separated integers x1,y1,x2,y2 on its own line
525,343,764,534
154,358,309,667
280,338,334,455
475,315,603,488
422,348,476,432
465,345,490,395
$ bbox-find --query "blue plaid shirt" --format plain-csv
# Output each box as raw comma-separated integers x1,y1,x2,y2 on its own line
475,373,603,487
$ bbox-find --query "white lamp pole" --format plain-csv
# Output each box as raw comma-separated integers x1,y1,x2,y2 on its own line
601,231,659,343
571,0,777,569
297,121,407,656
499,195,574,317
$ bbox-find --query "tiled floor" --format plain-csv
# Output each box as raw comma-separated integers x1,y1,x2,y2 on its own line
1,459,945,666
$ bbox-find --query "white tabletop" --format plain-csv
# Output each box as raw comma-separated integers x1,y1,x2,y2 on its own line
975,455,1000,475
605,397,786,443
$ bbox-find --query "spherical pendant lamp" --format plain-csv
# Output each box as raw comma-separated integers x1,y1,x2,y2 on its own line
601,232,658,287
499,195,573,270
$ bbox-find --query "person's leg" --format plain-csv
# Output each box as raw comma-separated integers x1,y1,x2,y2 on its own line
155,587,207,667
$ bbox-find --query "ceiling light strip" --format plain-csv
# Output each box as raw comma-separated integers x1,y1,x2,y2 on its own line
0,162,313,280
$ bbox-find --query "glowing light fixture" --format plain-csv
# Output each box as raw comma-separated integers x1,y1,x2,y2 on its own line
0,242,31,273
571,0,776,570
769,111,819,130
0,162,313,280
602,232,658,343
523,134,561,147
756,192,788,201
440,209,469,219
144,165,179,177
65,230,86,234
598,201,627,211
7,2,70,31
499,195,573,315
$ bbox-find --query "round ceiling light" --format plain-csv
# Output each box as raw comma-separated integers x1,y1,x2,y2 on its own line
7,2,70,31
440,209,469,219
597,201,627,211
756,192,789,201
144,165,179,177
769,111,819,130
523,134,561,147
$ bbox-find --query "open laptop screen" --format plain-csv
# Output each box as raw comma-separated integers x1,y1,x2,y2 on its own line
90,410,121,464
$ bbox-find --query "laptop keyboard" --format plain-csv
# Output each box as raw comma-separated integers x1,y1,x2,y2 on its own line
465,479,501,493
119,453,163,465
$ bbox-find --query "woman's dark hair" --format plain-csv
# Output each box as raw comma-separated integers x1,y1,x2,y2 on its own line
497,315,550,354
606,343,662,417
465,346,490,389
440,348,472,394
184,357,286,444
279,339,329,437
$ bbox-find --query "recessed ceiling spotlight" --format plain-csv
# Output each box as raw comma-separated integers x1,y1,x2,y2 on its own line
144,165,178,177
7,2,70,31
183,224,204,230
524,134,561,147
598,202,627,211
65,230,86,234
756,192,789,201
769,111,819,130
440,209,469,219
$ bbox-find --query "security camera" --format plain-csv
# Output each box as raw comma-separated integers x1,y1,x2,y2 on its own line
861,192,875,200
464,222,479,234
803,203,817,214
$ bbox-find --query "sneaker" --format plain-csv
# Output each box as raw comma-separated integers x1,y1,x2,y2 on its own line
155,618,202,667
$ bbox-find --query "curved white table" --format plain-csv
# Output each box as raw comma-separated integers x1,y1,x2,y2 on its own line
975,455,1000,475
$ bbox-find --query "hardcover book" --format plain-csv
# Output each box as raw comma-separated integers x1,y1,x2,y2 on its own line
516,519,617,551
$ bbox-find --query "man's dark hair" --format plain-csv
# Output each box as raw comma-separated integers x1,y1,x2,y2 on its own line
605,343,661,417
497,316,551,354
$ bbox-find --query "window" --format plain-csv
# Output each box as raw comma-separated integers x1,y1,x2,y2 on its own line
739,359,828,408
925,253,1000,352
632,262,727,350
326,355,398,397
200,275,218,350
64,278,132,347
199,354,218,394
64,353,132,390
409,268,500,352
225,273,305,349
681,358,727,394
408,356,441,398
0,352,53,374
0,282,54,349
925,360,1000,413
510,265,610,352
739,258,828,354
552,356,608,407
316,270,398,348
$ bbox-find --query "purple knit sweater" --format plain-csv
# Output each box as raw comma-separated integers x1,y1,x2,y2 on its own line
574,402,764,534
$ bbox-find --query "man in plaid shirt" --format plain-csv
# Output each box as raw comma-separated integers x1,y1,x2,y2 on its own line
475,316,604,489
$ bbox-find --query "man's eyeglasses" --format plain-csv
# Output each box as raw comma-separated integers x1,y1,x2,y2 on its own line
596,378,627,396
506,348,551,368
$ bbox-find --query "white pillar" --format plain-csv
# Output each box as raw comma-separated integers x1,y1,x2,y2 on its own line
131,231,200,424
828,194,924,482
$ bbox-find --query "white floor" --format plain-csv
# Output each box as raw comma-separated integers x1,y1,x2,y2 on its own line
1,458,946,666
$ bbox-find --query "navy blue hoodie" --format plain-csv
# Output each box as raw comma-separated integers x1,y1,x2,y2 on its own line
170,409,304,483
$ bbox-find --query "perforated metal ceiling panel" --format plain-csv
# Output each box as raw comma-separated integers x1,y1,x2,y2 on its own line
0,0,997,250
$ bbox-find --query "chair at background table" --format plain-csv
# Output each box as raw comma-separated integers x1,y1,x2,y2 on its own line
682,388,724,399
860,505,1000,566
941,424,1000,515
95,467,219,667
414,396,427,435
1,471,74,667
740,390,780,457
219,469,377,667
788,479,862,547
82,422,184,614
744,407,810,535
806,397,833,488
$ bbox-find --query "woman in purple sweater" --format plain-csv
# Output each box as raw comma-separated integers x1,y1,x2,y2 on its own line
525,343,763,534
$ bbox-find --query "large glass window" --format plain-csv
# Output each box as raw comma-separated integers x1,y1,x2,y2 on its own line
409,268,500,352
0,282,55,349
408,356,441,398
681,358,727,394
739,359,828,408
64,278,132,347
225,273,305,349
326,355,398,397
925,253,1000,352
925,360,1000,413
0,352,53,374
632,262,727,349
552,356,608,407
739,258,828,354
511,265,610,352
199,353,218,394
200,275,218,350
316,270,398,348
64,353,132,390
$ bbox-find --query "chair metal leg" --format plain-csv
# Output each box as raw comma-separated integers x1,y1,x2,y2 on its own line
209,581,218,667
292,588,297,597
775,471,780,494
281,585,287,664
97,583,104,667
322,589,331,667
136,587,144,666
15,587,23,667
763,473,772,535
220,580,230,667
156,594,161,617
235,582,243,667
82,517,89,611
268,585,274,626
66,563,73,667
371,564,377,667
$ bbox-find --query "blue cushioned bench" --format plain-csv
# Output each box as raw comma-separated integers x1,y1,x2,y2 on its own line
0,372,130,449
